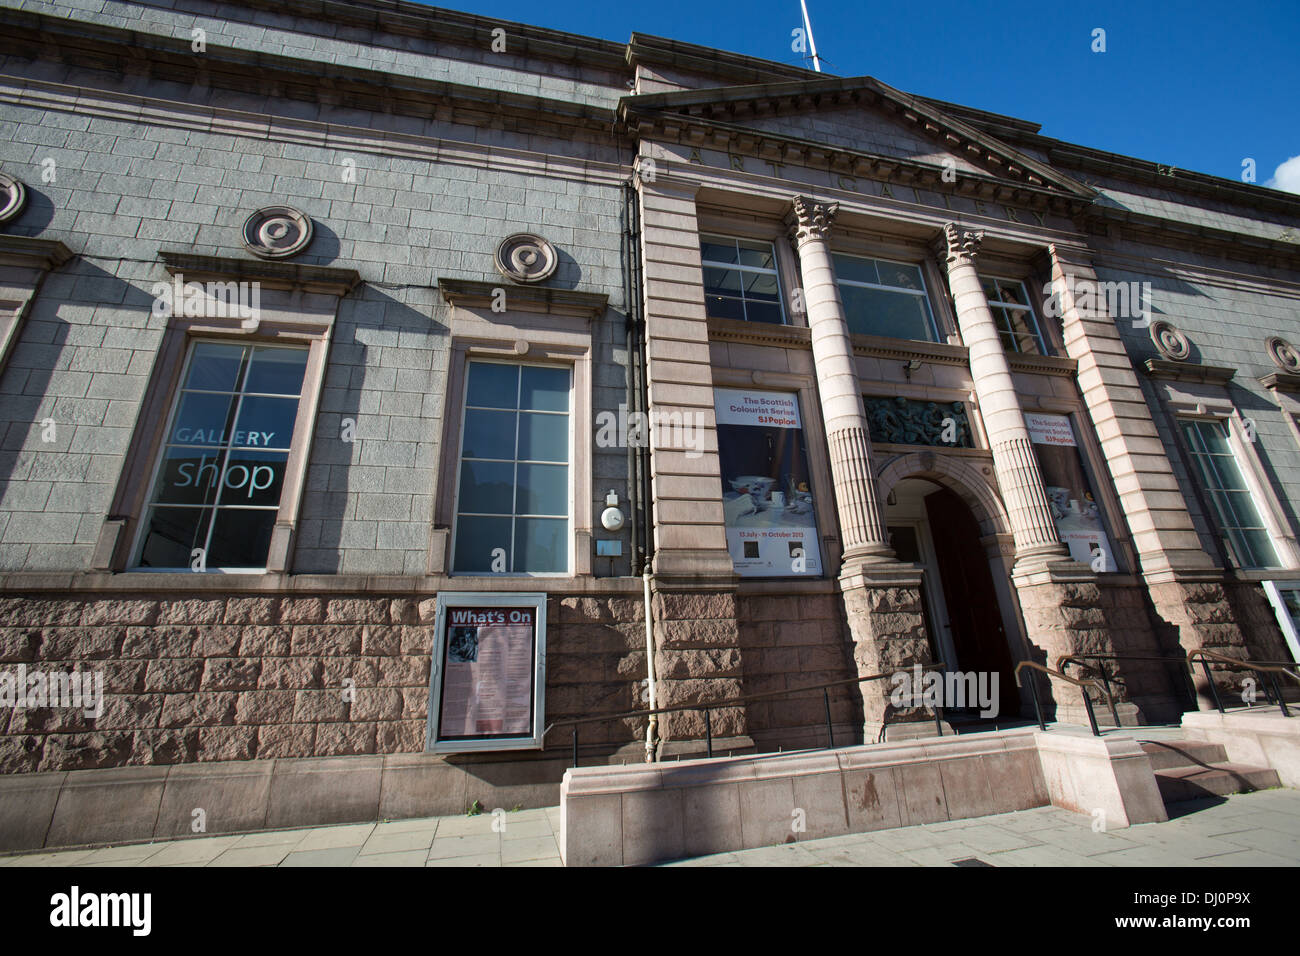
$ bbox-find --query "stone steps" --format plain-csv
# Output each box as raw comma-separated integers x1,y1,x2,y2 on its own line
1139,740,1281,803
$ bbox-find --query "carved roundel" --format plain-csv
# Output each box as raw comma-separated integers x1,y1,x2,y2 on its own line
0,172,27,224
241,206,313,259
495,233,557,284
1266,336,1300,374
1150,319,1191,362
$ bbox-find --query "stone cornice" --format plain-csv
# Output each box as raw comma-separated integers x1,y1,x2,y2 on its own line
1081,204,1300,270
159,252,361,296
707,316,812,349
0,235,73,271
1006,351,1079,377
622,75,1096,204
852,334,969,366
438,278,609,319
1,10,617,137
1144,358,1236,385
1260,372,1300,394
627,33,815,85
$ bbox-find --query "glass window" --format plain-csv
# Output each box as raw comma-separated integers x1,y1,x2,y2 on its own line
134,341,309,570
833,253,939,342
454,361,571,574
700,234,786,325
1180,419,1280,569
980,276,1047,354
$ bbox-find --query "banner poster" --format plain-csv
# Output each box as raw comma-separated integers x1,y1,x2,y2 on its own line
1025,412,1115,568
714,387,822,577
437,605,536,739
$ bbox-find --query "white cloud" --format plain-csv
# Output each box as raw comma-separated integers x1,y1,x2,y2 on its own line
1265,155,1300,193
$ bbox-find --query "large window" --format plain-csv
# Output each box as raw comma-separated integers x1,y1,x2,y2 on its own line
453,361,572,574
833,254,939,342
1180,418,1279,569
700,234,786,324
980,276,1047,354
134,341,309,570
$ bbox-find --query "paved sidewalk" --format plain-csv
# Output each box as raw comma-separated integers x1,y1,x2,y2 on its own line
2,789,1298,867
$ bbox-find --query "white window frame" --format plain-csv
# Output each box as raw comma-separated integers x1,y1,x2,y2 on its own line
699,233,788,325
832,252,941,342
448,358,575,577
979,275,1047,354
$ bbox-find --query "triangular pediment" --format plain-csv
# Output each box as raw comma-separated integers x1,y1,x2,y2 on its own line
621,76,1094,203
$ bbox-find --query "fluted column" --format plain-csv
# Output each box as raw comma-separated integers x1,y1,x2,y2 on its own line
787,196,893,567
938,223,1067,569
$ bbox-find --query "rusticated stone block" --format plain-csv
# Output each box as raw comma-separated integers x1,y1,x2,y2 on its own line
157,599,226,625
144,658,204,693
325,598,389,624
375,657,429,687
654,592,736,621
259,657,324,690
256,723,317,758
290,624,363,656
613,651,646,679
39,732,133,771
235,690,296,725
390,598,420,625
224,596,280,624
0,598,84,627
559,596,612,623
654,648,742,681
399,625,432,655
122,625,196,659
314,721,377,756
81,600,159,626
198,726,257,762
239,626,292,657
196,626,243,658
400,687,428,719
798,643,849,672
279,597,325,624
376,720,424,754
40,626,123,660
417,598,439,623
294,689,348,723
0,628,41,661
201,658,262,691
0,734,43,773
159,692,237,728
321,658,379,687
351,686,404,721
96,694,162,731
607,597,643,623
131,729,198,765
548,654,595,683
103,661,147,695
7,703,96,735
656,618,739,649
361,626,400,656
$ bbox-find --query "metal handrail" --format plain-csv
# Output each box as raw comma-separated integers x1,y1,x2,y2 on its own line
1014,660,1114,736
544,659,948,767
1187,649,1297,718
1059,652,1199,724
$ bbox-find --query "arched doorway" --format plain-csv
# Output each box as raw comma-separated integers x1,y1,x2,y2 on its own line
884,476,1021,720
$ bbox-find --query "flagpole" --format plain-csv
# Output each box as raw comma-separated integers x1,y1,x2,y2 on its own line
800,0,822,72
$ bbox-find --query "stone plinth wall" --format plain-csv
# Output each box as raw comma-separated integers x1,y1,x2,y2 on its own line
734,590,858,751
0,591,648,774
651,590,747,744
844,583,933,739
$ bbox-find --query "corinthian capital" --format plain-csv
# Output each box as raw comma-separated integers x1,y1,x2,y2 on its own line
787,195,838,245
941,222,984,268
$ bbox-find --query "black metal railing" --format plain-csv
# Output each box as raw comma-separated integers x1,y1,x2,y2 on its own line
1059,652,1199,723
543,660,947,767
1014,660,1114,736
1186,649,1297,718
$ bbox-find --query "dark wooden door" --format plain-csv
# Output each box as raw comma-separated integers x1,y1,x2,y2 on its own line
924,487,1020,717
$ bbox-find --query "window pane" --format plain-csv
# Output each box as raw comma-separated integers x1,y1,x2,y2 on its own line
517,463,568,515
205,509,277,568
137,507,212,568
244,347,308,395
706,295,745,322
185,343,246,391
744,301,784,325
514,517,567,572
997,280,1028,305
833,254,878,285
458,460,515,514
703,267,742,296
462,408,517,460
518,412,567,463
454,515,514,572
744,272,780,300
1237,528,1279,568
170,392,237,445
152,448,225,505
519,366,569,412
736,240,775,269
700,237,738,265
842,286,935,341
875,261,924,291
466,362,518,409
234,396,299,450
218,450,288,507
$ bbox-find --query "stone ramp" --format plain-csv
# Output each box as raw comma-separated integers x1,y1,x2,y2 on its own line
1140,740,1280,803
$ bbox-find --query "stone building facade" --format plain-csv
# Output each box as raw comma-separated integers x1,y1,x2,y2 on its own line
0,0,1298,822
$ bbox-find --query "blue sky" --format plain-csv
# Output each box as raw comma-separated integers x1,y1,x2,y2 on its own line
422,0,1300,192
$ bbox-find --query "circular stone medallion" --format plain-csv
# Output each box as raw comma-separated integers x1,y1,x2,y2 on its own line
1267,336,1300,374
0,172,27,224
241,206,313,259
1149,319,1191,362
495,233,558,283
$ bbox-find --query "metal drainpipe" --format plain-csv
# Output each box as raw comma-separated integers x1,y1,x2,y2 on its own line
643,568,658,762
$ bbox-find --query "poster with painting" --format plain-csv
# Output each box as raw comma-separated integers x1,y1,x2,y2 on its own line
1025,412,1116,570
714,388,822,577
